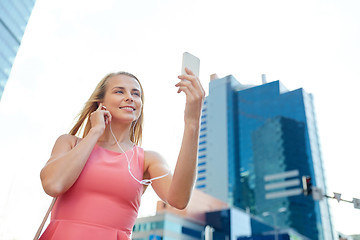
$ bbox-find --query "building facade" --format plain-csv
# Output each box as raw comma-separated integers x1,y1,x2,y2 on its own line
133,203,308,240
133,212,204,240
0,0,36,100
195,75,334,240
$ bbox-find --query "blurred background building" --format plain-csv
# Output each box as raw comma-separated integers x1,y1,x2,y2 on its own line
133,189,309,240
195,74,335,240
0,0,36,101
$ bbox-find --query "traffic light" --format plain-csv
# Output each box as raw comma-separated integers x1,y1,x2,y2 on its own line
302,176,312,196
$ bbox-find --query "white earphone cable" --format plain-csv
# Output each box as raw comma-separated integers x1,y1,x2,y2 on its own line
108,120,169,185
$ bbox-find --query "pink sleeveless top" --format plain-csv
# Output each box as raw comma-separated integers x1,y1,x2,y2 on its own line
39,144,144,240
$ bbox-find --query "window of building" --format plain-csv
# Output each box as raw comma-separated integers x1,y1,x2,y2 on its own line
200,127,207,132
197,176,206,181
198,148,206,152
182,226,202,238
198,161,206,166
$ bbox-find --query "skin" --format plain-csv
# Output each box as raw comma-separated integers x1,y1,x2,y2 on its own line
40,68,205,210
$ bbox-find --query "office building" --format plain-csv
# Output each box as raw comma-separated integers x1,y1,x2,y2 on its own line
196,75,334,240
133,212,203,240
133,189,228,239
0,0,36,100
133,190,307,240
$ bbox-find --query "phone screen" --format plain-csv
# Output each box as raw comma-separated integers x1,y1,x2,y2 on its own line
181,52,200,77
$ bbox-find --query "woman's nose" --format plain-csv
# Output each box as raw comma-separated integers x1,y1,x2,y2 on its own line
125,93,134,102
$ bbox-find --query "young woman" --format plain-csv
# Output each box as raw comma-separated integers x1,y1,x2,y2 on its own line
38,68,205,239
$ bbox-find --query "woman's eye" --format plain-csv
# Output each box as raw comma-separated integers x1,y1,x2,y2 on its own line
133,92,140,96
116,90,123,94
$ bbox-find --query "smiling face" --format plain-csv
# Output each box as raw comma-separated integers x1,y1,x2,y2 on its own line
102,74,143,123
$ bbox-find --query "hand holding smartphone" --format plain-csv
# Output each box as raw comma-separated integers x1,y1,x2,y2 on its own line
181,52,200,77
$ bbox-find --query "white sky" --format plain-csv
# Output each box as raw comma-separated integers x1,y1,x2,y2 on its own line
0,0,359,239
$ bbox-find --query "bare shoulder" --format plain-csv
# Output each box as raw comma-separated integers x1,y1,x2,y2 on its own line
55,134,79,147
144,150,165,161
144,150,167,170
51,134,80,155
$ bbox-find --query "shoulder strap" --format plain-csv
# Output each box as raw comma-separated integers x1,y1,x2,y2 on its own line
33,198,56,240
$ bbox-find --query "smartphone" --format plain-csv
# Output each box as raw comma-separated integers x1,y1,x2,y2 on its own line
181,52,200,77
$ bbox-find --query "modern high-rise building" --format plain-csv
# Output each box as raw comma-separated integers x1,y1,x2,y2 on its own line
196,75,335,240
0,0,36,100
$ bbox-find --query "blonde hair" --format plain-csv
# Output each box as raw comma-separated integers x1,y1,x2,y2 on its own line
69,72,144,145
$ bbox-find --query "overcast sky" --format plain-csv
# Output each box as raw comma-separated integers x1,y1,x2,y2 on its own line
0,0,359,239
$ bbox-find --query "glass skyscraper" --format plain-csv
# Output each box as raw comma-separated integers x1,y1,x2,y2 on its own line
196,75,334,240
0,0,36,100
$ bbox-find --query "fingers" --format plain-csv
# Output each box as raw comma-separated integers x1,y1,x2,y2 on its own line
101,106,111,125
175,80,196,95
104,110,112,125
93,103,112,125
185,67,194,76
178,67,196,81
178,67,203,92
176,67,205,100
175,79,205,104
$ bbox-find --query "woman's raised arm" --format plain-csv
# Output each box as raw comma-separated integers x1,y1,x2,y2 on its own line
148,68,205,209
40,103,111,197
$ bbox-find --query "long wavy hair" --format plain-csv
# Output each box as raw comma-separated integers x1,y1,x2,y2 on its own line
69,72,144,145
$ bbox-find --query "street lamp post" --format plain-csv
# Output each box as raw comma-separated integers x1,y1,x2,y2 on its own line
262,207,286,240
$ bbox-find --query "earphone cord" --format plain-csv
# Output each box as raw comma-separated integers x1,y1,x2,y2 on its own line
109,122,169,186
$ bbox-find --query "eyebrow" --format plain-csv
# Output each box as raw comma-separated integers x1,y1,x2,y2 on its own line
112,86,141,93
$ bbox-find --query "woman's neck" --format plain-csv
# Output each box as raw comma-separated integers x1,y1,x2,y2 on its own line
98,122,133,147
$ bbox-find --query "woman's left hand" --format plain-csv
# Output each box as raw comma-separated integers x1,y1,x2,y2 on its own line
176,67,206,124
